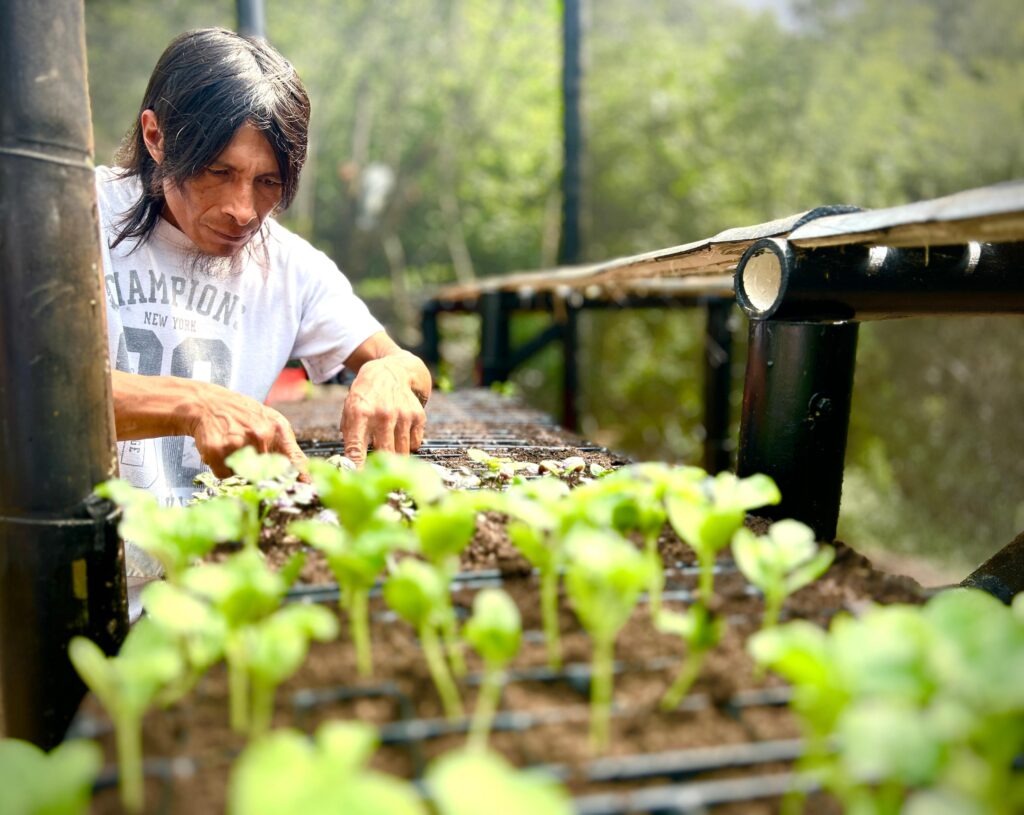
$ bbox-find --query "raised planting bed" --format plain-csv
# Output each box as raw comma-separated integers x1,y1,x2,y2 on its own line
59,388,1009,815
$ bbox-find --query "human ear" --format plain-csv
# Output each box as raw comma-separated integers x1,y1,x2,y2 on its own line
140,109,165,164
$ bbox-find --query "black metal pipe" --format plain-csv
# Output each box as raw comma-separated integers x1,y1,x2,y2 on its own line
558,0,584,265
562,306,579,431
736,238,1024,322
419,300,441,373
236,0,266,39
0,0,126,747
478,292,514,385
737,320,859,541
702,299,734,474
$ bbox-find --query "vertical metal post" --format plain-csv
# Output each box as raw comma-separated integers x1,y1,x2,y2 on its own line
0,0,126,747
737,320,859,540
236,0,266,39
561,306,579,430
478,292,513,386
420,300,441,375
557,0,584,266
702,298,734,474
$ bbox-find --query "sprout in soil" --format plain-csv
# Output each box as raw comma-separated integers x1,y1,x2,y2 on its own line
426,747,572,815
732,519,835,630
69,619,184,814
563,527,653,751
502,477,573,669
288,518,413,678
245,603,339,736
95,478,243,583
412,489,501,677
182,548,306,735
383,558,464,721
139,580,228,704
665,471,781,602
656,603,725,711
466,447,538,486
0,738,102,815
462,588,522,749
308,453,444,536
750,589,1024,815
228,720,426,815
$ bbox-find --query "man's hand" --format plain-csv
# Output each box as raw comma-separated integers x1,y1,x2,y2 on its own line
340,335,432,466
111,370,308,477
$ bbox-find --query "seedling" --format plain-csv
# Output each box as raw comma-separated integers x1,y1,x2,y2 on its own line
228,721,426,815
139,580,228,704
732,519,835,630
564,527,653,750
656,604,725,710
502,477,573,669
95,479,243,583
466,448,538,485
383,558,464,720
665,471,781,601
289,518,413,678
462,588,522,749
69,619,184,813
193,446,299,548
750,589,1024,815
0,738,102,815
427,747,572,815
183,548,307,735
246,603,340,735
412,489,501,676
309,453,444,535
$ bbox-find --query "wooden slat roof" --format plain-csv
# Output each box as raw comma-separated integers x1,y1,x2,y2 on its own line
432,179,1024,303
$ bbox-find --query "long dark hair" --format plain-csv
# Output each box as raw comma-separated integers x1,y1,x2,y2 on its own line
111,28,310,250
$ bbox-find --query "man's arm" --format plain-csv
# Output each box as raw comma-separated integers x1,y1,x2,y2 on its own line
340,331,432,465
111,370,307,477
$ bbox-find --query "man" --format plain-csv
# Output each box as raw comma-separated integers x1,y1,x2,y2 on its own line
98,28,430,525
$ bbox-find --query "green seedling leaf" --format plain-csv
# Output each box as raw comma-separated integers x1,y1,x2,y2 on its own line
247,603,340,735
228,722,426,815
94,478,156,512
656,605,724,710
182,548,297,628
427,748,572,815
837,698,945,787
105,486,243,582
225,446,295,484
69,620,184,814
732,519,835,629
564,527,653,750
0,738,102,815
463,589,522,749
362,451,446,507
384,559,463,719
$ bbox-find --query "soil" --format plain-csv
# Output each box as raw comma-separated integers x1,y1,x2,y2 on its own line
76,388,927,815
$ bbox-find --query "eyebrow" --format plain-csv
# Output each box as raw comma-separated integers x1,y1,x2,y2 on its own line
209,159,281,179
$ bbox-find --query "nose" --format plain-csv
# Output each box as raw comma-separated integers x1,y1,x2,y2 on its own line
222,180,257,227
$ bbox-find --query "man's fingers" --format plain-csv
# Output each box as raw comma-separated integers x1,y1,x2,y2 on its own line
369,411,397,454
342,404,370,467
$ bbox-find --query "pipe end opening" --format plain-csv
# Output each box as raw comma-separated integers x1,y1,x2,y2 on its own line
741,248,784,314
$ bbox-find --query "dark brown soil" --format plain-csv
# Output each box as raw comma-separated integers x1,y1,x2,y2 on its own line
78,388,926,814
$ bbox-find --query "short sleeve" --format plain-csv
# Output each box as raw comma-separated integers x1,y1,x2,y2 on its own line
281,231,384,383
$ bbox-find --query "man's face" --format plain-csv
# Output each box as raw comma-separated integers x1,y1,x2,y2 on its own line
161,122,284,257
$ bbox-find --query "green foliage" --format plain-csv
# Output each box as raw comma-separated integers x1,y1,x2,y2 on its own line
750,589,1024,814
427,748,572,815
564,527,653,750
228,721,426,815
383,558,464,720
288,517,411,677
732,519,835,629
69,620,184,813
665,472,781,600
463,588,522,749
96,479,243,583
656,603,725,711
0,738,102,815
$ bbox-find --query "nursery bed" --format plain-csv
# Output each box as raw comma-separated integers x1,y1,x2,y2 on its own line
70,388,927,814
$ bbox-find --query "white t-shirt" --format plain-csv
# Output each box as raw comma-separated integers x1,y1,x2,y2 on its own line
96,165,382,511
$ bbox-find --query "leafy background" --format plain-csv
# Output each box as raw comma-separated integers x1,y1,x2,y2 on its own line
85,0,1024,581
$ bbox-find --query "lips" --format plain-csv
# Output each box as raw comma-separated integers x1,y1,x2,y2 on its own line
211,228,251,244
